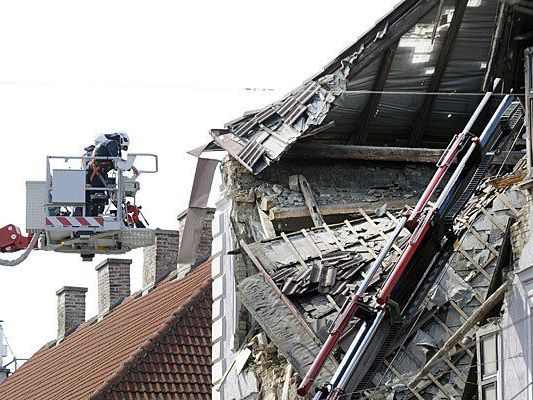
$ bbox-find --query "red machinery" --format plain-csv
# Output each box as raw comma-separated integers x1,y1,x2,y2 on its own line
297,80,502,397
0,225,33,253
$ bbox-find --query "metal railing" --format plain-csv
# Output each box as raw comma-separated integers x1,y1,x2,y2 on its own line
44,153,157,227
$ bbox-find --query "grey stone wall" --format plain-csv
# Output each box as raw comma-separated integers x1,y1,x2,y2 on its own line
221,157,435,242
143,229,179,288
56,286,87,339
95,258,131,315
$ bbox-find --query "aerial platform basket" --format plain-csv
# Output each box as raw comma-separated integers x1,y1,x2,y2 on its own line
25,153,158,261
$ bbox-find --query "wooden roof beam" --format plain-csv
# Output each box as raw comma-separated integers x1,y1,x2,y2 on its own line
409,0,468,146
343,0,440,82
348,42,399,145
288,143,524,165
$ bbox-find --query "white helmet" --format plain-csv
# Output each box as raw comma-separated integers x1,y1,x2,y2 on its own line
117,132,130,151
95,134,108,145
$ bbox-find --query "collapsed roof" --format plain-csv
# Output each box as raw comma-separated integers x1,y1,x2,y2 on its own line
239,167,526,397
231,94,527,395
210,0,505,174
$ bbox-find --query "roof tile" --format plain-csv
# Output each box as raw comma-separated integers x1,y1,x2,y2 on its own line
0,261,212,400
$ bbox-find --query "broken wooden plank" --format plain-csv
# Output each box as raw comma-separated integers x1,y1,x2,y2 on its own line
322,223,346,251
298,175,326,227
301,229,323,257
281,232,310,274
269,200,408,222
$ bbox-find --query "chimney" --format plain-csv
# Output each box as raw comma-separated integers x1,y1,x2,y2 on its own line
56,286,87,339
143,229,179,288
95,258,131,316
177,208,215,264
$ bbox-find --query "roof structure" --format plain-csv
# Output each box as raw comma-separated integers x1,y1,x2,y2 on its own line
210,0,504,174
0,261,212,400
239,206,413,382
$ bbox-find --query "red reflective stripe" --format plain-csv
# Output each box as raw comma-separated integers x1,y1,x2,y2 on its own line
46,216,105,227
76,217,91,226
56,217,72,226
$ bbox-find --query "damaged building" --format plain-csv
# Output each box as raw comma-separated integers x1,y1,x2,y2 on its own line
4,0,533,399
201,0,533,399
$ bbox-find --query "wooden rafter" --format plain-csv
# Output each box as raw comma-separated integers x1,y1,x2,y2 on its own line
409,283,508,387
348,42,399,145
343,0,440,81
409,0,469,146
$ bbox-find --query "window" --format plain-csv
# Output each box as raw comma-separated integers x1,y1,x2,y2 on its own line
529,51,533,91
477,324,501,400
480,333,498,377
482,383,497,400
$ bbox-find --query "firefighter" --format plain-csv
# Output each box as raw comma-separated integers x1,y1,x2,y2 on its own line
85,133,130,216
126,202,145,228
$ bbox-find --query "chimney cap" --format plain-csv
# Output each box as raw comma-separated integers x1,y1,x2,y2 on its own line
176,207,215,221
95,258,133,271
56,286,88,296
153,229,179,235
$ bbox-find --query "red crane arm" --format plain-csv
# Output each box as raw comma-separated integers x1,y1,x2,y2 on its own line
0,225,33,253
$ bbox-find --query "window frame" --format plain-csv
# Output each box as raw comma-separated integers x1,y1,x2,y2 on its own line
476,322,502,400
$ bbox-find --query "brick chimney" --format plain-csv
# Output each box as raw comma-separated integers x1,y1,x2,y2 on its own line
56,286,87,339
143,229,179,288
177,208,215,264
95,258,131,316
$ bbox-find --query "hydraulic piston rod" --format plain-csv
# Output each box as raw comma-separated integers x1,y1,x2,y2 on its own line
298,218,405,396
377,94,512,304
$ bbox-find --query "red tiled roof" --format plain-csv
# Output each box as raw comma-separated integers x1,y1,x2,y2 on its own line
0,261,212,400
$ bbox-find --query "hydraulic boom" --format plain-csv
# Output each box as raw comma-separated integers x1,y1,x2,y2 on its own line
297,79,506,397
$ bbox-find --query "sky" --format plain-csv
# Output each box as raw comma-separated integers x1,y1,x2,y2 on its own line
0,0,398,364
